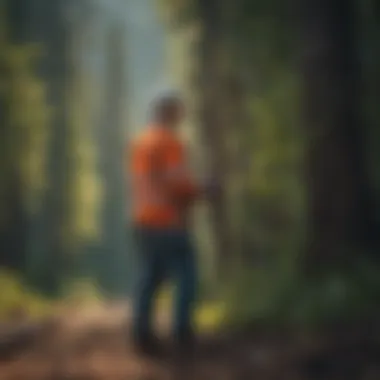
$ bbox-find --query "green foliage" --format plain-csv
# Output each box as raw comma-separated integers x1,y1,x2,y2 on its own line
156,0,197,28
234,0,295,61
224,255,380,330
223,246,298,324
286,265,380,328
0,269,50,320
241,69,305,256
0,4,105,292
60,278,104,306
159,0,380,331
0,14,53,219
156,285,226,332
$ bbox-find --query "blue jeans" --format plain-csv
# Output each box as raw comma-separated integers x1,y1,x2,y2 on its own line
132,227,197,341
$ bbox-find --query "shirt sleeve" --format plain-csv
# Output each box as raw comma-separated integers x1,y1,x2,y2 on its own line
163,140,199,200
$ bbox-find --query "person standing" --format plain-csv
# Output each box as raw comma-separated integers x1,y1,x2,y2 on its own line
129,90,214,356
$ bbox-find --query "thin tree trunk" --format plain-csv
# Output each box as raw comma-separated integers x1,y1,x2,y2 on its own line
196,0,232,276
20,0,69,293
39,0,69,295
0,0,32,272
97,23,127,296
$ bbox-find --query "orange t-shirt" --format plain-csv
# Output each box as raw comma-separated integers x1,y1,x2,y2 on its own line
129,125,199,228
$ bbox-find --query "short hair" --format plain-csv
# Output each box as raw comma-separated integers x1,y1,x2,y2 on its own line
150,90,184,119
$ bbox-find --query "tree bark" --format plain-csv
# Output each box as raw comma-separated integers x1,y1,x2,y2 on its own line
0,0,36,272
196,0,233,277
300,0,379,270
36,0,69,295
97,23,128,296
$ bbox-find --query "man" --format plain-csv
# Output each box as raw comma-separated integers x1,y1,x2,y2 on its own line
129,90,214,355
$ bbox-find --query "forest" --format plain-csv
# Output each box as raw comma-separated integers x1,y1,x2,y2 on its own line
0,0,379,378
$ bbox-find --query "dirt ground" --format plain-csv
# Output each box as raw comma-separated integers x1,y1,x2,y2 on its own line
0,304,379,380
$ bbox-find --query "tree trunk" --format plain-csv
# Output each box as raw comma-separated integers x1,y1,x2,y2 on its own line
0,0,35,273
196,0,232,276
36,0,69,295
0,177,27,271
97,23,128,296
300,0,379,270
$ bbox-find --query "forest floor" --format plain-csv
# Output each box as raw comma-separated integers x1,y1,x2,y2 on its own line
0,303,379,380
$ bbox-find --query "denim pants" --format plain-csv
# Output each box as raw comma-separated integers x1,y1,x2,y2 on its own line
132,227,197,340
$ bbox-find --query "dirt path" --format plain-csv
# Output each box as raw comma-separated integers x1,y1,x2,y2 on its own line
0,304,378,380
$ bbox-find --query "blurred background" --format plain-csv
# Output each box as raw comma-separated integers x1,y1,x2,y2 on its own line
0,0,379,378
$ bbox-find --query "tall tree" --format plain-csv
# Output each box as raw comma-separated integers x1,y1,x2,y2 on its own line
97,22,128,296
0,0,53,275
196,0,233,276
300,0,379,270
33,0,69,294
0,0,30,272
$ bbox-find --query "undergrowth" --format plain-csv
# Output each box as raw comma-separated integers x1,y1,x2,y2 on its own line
1,254,378,335
0,269,50,320
223,255,380,331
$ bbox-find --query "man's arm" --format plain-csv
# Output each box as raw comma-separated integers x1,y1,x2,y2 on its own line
164,140,200,202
